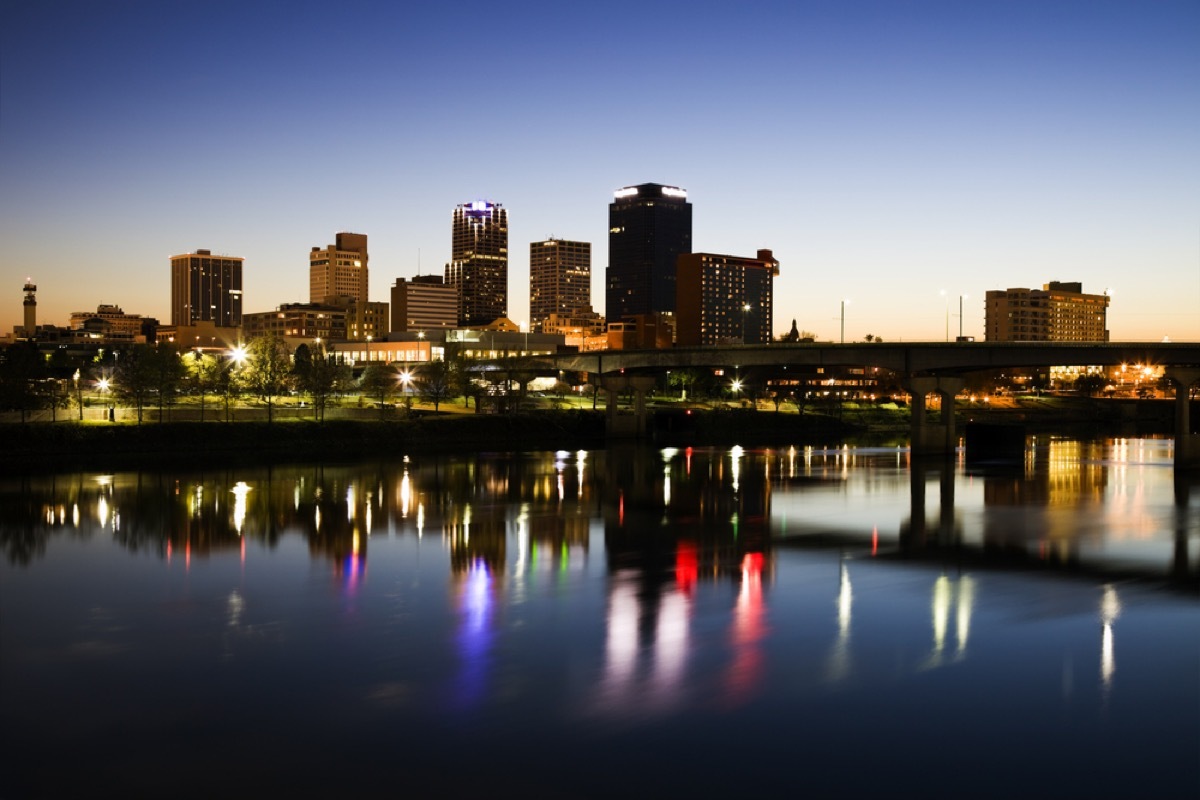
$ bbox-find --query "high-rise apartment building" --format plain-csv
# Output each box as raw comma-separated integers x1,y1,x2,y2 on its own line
675,250,779,346
985,281,1110,342
170,249,243,326
309,232,368,304
445,201,507,326
530,239,591,332
391,275,457,332
606,183,691,322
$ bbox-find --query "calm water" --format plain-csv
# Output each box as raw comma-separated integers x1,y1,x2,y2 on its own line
2,437,1198,798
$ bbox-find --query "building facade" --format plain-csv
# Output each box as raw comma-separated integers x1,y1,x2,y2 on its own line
445,201,508,326
170,249,243,327
243,303,348,342
985,282,1110,342
675,249,779,346
606,183,691,322
69,305,154,341
309,232,369,304
530,239,591,332
390,275,457,332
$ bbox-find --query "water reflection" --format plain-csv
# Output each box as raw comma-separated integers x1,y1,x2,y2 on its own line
2,438,1197,797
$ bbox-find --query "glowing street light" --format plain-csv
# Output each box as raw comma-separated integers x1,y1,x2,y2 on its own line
230,344,248,366
742,303,752,344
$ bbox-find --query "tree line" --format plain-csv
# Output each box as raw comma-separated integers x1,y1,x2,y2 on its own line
0,334,500,424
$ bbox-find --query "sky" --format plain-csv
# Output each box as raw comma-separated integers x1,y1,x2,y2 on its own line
2,0,1198,342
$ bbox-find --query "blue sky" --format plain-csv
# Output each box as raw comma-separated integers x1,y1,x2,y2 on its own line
2,0,1197,341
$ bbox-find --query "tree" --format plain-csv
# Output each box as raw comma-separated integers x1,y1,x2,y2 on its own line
294,342,347,421
113,344,158,423
1075,374,1107,397
667,368,704,401
148,343,187,422
415,359,455,411
0,341,48,422
243,334,293,423
186,351,221,422
360,364,398,419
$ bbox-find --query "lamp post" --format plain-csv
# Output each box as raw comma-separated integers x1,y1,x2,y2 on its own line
366,334,373,364
840,299,850,344
742,303,752,344
958,294,967,340
73,369,82,420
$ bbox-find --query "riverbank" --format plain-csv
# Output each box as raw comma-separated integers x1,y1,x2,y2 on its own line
0,396,1182,474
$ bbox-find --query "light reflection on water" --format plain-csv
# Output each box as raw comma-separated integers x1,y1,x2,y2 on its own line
0,437,1197,797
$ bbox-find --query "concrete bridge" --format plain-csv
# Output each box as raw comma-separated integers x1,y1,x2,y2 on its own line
544,342,1200,467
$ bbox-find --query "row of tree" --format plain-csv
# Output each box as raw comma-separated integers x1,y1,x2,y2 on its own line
0,334,526,423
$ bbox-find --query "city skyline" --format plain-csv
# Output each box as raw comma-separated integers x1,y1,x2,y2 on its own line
2,1,1197,342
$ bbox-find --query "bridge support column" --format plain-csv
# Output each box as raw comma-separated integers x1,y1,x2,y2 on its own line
1164,367,1200,470
600,375,658,438
904,376,964,456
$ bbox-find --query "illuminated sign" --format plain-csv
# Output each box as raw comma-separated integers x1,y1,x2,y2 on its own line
660,186,687,199
613,187,639,198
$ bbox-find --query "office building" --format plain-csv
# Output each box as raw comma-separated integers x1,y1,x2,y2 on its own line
310,232,368,304
606,183,691,322
170,249,243,327
310,232,370,341
70,305,154,341
985,282,1110,342
446,201,507,326
243,303,348,342
390,275,457,333
675,250,779,346
530,239,591,332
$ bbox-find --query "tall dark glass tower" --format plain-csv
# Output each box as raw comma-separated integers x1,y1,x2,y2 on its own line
606,183,691,321
446,201,508,326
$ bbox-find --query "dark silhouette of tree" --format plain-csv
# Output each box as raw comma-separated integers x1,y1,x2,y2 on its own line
293,342,346,421
0,341,48,422
150,342,187,422
360,364,398,419
415,359,455,411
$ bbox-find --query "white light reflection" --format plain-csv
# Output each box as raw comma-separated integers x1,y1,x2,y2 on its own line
1100,584,1121,691
955,576,975,655
416,502,425,538
346,485,356,521
730,445,744,493
72,503,80,528
576,450,587,495
399,471,412,518
97,496,109,528
231,482,250,534
826,558,853,682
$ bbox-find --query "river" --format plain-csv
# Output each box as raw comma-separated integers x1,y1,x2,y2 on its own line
1,436,1197,798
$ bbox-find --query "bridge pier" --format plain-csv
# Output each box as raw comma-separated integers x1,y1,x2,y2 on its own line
600,375,658,438
904,377,964,456
1164,367,1200,470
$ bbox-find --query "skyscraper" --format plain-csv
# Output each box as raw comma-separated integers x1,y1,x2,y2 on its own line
170,249,243,326
606,183,691,321
446,201,508,326
675,249,779,346
309,232,368,304
530,238,591,332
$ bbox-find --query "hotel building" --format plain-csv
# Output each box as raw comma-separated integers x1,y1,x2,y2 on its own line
390,275,457,333
675,250,779,346
984,282,1110,342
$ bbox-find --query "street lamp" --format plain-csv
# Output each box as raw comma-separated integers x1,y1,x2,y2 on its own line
366,335,373,363
958,294,968,340
840,299,850,344
73,369,82,421
742,303,752,344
